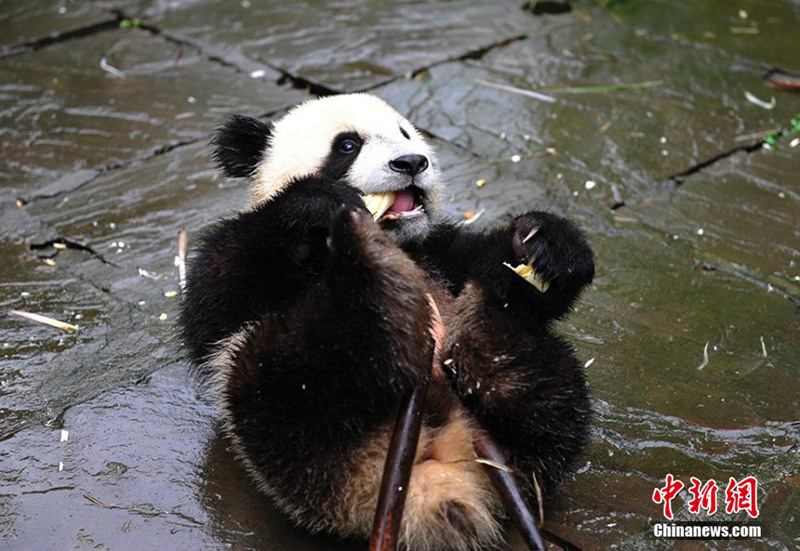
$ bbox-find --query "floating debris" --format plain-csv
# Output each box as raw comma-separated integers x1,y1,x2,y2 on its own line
84,494,106,508
537,80,663,94
463,209,485,225
250,69,266,78
475,458,513,473
744,91,776,110
159,313,168,321
60,430,69,442
473,79,557,103
9,310,78,332
697,342,710,371
510,154,522,163
760,336,767,358
176,227,188,290
734,128,780,142
476,179,487,188
766,73,800,91
43,258,56,267
99,57,125,79
584,357,595,368
164,290,178,298
138,268,161,280
585,180,597,190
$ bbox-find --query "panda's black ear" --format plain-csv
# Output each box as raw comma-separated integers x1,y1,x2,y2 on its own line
211,115,273,178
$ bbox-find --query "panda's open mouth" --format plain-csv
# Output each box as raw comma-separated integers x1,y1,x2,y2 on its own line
363,186,426,223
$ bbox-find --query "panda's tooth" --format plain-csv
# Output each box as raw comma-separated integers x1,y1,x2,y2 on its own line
363,192,396,220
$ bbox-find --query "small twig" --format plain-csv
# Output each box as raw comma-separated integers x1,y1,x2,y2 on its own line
474,79,557,103
473,432,546,550
99,57,125,78
744,90,776,110
9,310,78,332
537,80,664,94
369,384,429,551
696,341,710,371
83,494,107,507
370,295,444,551
176,227,188,291
475,458,513,472
766,73,800,91
530,471,545,529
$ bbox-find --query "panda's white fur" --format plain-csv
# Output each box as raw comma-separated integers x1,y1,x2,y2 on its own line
252,94,440,211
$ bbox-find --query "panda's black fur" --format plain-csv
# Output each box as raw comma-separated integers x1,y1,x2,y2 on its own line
180,96,594,550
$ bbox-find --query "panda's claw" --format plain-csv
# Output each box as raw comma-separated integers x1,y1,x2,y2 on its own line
509,212,594,297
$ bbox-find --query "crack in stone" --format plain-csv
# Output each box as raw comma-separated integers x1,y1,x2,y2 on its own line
666,141,763,185
126,14,343,96
409,34,528,80
29,237,121,268
0,16,123,59
611,136,769,211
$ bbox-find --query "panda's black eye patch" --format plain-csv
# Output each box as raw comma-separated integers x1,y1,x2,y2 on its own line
335,133,362,155
400,126,411,140
322,132,363,181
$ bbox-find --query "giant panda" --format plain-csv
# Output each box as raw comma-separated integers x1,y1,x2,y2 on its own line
179,93,594,550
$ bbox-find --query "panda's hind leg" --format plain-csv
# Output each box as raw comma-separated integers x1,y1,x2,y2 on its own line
442,282,592,498
400,407,504,551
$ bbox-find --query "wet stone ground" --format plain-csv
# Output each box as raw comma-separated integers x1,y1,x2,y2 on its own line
1,1,799,549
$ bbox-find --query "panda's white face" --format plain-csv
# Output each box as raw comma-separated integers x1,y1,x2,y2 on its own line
251,94,440,243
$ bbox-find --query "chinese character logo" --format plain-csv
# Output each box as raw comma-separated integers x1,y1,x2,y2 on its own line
725,477,760,518
652,474,684,520
652,475,760,519
687,477,718,515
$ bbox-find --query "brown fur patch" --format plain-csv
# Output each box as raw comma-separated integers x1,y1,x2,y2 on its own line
331,407,502,550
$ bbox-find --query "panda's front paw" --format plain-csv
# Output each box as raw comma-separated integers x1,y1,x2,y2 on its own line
508,212,594,298
327,206,427,297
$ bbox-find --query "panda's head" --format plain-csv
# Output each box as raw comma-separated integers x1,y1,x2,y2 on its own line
212,93,440,244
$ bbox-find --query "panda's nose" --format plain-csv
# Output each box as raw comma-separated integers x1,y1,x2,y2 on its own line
389,154,429,176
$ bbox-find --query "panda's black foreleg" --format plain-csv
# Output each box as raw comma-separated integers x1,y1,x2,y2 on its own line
419,211,594,329
222,208,436,521
324,206,435,393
